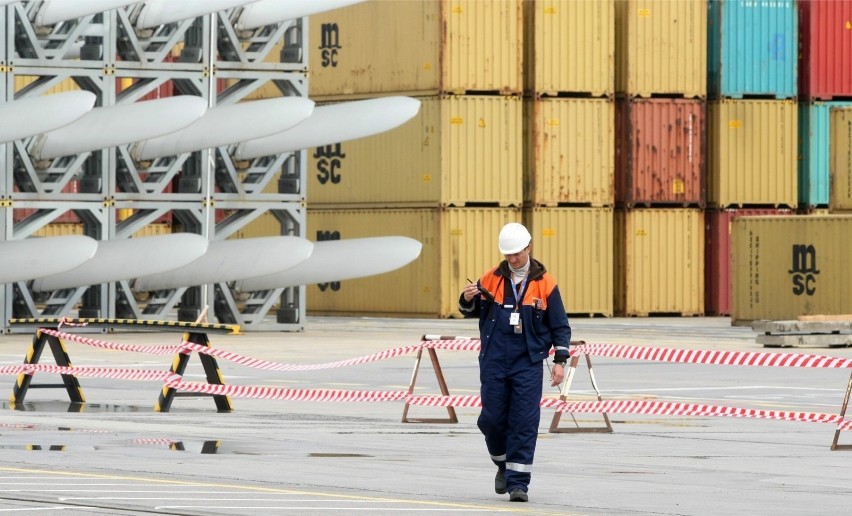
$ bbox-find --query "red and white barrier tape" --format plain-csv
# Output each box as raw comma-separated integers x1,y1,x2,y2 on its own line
0,364,177,383
570,343,852,369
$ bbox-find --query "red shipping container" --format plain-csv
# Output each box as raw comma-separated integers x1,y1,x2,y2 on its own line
799,0,852,100
705,208,791,316
616,98,706,207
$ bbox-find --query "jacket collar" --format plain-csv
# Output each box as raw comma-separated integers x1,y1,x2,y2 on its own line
496,258,546,281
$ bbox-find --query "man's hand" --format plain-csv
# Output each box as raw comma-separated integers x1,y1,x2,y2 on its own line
550,363,566,386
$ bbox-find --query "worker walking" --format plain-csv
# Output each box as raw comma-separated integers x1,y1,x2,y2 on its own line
459,222,572,502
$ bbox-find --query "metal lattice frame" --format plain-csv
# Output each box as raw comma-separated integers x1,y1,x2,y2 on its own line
2,4,309,332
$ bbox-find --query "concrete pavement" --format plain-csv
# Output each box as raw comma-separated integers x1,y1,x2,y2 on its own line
0,316,850,515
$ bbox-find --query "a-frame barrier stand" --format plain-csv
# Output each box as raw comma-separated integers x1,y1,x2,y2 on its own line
549,350,613,433
402,338,458,424
7,318,238,413
10,328,85,408
831,371,852,451
156,330,233,413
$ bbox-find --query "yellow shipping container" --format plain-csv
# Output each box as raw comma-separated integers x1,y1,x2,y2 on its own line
306,207,520,317
525,207,613,316
830,108,852,211
15,75,81,95
615,0,707,98
615,208,704,316
31,224,85,237
708,99,798,208
524,97,614,206
308,95,523,207
308,0,523,98
524,0,614,96
731,215,852,322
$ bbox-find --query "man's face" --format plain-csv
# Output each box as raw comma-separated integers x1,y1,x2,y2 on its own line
504,245,531,269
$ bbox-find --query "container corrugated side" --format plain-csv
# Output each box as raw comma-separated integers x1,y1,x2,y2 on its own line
306,207,520,317
708,0,797,99
615,0,707,98
307,95,522,207
523,0,614,96
799,0,852,100
524,98,613,206
705,208,792,316
615,208,704,316
799,101,852,207
616,98,705,206
731,215,852,322
830,108,852,210
525,207,613,316
708,99,798,208
308,0,523,98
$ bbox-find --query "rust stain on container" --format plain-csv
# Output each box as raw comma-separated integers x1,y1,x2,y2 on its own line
708,99,798,208
732,215,852,323
525,207,614,316
309,0,523,98
524,0,614,96
615,208,704,316
615,0,707,98
308,95,522,208
524,98,614,206
616,98,705,206
306,207,520,317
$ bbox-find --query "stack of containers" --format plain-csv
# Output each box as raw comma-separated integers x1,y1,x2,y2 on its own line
522,0,615,317
799,1,852,210
705,0,798,315
613,0,707,316
304,0,525,317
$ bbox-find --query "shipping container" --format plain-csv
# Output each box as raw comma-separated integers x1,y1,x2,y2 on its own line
731,215,852,322
523,0,614,96
308,0,523,98
614,0,707,98
798,101,852,207
306,207,521,317
524,97,614,206
307,95,523,207
614,208,704,316
615,98,705,206
799,0,852,100
708,0,797,99
705,208,792,316
525,207,614,316
830,107,852,211
707,99,797,208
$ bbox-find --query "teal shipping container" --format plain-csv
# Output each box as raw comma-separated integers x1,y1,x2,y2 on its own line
708,0,797,99
799,101,852,207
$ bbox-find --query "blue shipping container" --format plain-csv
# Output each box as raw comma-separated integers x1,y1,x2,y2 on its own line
708,0,797,99
798,101,852,207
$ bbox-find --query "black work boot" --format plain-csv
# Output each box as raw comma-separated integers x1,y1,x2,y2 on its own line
509,488,528,502
494,469,507,494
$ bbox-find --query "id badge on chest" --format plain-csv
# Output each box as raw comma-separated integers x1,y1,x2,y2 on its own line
509,311,522,334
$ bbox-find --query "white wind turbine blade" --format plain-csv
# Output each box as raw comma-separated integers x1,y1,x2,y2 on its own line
34,0,138,26
0,91,96,143
235,236,422,291
135,0,261,29
234,96,420,160
0,236,98,283
31,234,209,292
131,97,314,161
234,0,365,31
132,236,314,291
31,96,207,161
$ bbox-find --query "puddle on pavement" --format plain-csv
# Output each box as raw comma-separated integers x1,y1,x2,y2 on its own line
0,400,210,413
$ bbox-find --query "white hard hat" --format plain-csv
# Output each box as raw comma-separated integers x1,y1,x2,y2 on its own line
498,223,531,254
